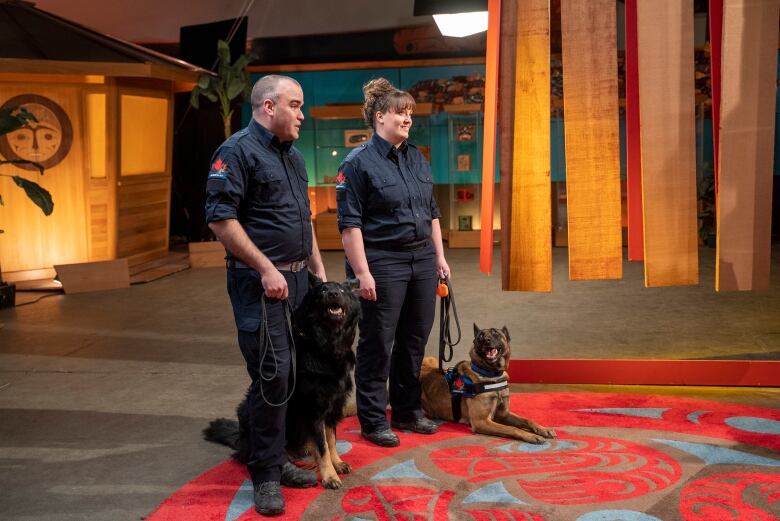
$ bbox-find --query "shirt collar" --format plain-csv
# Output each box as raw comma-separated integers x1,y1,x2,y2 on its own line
249,119,292,153
371,132,407,159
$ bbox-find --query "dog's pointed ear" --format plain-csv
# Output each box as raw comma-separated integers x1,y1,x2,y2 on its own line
308,271,323,289
501,325,510,341
473,323,480,337
345,278,360,292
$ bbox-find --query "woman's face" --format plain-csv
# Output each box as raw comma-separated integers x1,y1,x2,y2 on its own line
376,108,412,147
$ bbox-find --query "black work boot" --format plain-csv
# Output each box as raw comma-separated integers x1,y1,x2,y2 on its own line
253,481,284,516
280,461,317,488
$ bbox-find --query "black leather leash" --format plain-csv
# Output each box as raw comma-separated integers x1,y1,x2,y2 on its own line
258,294,297,407
438,274,461,374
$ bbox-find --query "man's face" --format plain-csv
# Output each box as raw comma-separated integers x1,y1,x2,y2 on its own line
270,80,304,142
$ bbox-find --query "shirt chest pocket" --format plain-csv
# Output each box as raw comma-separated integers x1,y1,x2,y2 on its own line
414,162,434,201
252,167,284,204
368,172,403,212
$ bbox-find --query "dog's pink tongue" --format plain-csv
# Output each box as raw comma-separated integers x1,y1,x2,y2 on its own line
488,348,498,359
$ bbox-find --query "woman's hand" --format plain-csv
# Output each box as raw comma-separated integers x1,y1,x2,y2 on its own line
437,256,451,280
356,271,377,301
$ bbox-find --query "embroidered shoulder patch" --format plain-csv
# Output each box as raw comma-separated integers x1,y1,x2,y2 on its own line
335,170,347,188
208,158,228,179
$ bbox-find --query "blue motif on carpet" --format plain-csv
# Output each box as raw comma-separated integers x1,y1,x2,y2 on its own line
224,479,252,521
686,411,708,424
372,459,433,480
725,416,780,435
576,510,662,521
653,439,780,466
575,408,669,419
463,482,528,505
336,440,352,455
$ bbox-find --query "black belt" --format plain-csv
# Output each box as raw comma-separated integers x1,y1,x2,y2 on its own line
365,239,430,252
227,257,308,272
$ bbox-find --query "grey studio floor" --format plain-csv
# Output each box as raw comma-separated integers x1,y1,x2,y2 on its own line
1,245,779,521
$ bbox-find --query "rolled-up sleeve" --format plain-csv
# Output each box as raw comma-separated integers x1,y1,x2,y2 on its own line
336,160,366,232
205,146,246,223
430,191,441,220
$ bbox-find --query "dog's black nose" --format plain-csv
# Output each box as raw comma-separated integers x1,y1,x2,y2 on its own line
327,290,341,299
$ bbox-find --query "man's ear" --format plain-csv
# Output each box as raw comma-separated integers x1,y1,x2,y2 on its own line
308,271,323,289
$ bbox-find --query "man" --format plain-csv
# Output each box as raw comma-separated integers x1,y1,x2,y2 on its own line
205,75,326,516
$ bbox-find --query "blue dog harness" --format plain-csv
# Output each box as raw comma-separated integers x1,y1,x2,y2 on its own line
445,362,508,422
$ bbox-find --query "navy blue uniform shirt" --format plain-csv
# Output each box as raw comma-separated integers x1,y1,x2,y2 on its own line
336,132,441,245
205,119,312,263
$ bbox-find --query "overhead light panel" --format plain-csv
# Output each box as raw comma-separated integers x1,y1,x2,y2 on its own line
414,0,488,38
432,11,488,37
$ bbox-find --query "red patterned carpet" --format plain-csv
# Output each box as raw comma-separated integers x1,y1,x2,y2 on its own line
148,392,780,520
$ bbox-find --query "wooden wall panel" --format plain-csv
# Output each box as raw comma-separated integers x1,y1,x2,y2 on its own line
116,176,170,264
716,0,779,291
0,84,88,275
636,0,699,287
560,0,622,280
508,0,551,292
498,0,518,290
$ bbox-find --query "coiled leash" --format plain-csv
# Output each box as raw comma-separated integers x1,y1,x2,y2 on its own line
437,274,461,374
257,294,297,407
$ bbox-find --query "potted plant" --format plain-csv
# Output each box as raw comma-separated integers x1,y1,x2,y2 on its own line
190,39,253,139
0,105,55,307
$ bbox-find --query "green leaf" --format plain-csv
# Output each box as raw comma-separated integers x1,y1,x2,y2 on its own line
0,159,44,174
12,176,54,216
217,40,231,67
190,87,201,109
226,78,245,100
0,107,36,136
205,92,218,102
197,75,211,89
234,54,250,70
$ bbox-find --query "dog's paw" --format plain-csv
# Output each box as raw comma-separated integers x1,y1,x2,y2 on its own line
539,427,557,439
321,476,343,489
334,461,352,475
527,434,548,444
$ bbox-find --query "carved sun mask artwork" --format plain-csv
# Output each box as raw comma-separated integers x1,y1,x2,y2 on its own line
0,94,73,170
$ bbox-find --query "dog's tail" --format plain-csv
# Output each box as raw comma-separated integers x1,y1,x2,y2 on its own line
203,418,240,450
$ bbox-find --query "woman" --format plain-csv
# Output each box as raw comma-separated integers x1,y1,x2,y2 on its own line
336,78,450,447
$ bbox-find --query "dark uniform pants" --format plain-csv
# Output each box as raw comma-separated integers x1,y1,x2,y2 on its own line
349,244,438,434
227,267,307,484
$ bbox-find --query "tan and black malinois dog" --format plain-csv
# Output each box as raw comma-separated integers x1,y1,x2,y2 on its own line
420,324,556,444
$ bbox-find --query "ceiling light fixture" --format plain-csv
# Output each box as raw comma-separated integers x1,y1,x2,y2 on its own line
414,0,488,38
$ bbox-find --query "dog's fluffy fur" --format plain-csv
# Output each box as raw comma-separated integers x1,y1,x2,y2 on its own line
204,274,360,488
420,324,556,443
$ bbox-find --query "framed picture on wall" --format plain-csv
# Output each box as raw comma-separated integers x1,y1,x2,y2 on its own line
458,215,473,231
344,130,372,147
456,154,471,172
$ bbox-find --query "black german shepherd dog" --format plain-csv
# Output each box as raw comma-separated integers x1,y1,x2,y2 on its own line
204,274,360,489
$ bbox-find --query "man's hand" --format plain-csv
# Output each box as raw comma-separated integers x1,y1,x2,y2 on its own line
260,267,288,299
356,271,376,301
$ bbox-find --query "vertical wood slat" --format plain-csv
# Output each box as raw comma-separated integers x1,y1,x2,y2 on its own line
560,0,622,280
624,0,644,261
716,0,779,291
637,0,699,287
499,0,518,290
509,0,551,291
479,0,501,275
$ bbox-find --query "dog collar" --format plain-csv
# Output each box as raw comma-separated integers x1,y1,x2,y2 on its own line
471,361,503,378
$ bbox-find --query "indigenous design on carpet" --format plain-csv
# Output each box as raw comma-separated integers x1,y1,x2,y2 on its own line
148,392,780,520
